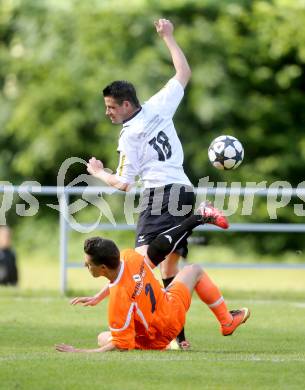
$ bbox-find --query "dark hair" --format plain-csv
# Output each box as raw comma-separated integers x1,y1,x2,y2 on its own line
102,80,140,107
84,237,120,269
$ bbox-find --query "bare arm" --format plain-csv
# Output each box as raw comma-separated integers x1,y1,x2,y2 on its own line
70,284,110,306
155,18,191,88
87,157,129,191
55,341,118,353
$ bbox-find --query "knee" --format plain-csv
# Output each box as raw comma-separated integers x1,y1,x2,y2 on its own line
186,264,203,279
97,331,111,347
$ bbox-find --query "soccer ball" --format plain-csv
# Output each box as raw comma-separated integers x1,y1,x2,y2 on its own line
208,135,244,170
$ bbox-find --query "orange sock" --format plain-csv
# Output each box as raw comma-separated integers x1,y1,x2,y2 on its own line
195,272,232,326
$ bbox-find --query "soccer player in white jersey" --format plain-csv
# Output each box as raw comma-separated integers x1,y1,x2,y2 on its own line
87,18,194,349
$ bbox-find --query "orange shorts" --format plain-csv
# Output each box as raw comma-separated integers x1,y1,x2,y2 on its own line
135,281,191,350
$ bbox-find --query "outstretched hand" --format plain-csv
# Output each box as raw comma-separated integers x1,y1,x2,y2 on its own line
55,344,78,353
154,18,174,38
87,157,104,176
70,296,101,306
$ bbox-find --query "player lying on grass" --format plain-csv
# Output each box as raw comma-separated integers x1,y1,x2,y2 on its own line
55,202,250,353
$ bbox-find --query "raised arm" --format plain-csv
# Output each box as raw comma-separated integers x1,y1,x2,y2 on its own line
155,18,191,88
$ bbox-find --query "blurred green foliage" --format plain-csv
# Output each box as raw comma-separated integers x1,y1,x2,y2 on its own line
1,0,305,253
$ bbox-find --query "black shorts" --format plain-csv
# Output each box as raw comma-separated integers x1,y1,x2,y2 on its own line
135,184,195,257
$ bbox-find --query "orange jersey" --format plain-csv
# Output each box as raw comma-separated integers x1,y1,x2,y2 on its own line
108,249,191,350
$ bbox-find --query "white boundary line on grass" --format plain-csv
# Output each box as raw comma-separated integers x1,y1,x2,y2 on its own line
226,299,305,307
1,353,305,363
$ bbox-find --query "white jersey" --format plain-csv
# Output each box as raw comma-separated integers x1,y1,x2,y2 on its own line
115,78,192,189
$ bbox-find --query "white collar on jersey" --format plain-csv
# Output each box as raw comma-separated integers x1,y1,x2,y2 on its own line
122,107,142,125
109,260,125,287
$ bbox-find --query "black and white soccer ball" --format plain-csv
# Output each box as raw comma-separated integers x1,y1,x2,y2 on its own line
208,135,244,170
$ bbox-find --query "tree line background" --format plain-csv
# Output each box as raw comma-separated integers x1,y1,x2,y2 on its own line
1,0,305,255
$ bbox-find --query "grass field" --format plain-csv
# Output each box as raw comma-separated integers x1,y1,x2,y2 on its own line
1,267,305,390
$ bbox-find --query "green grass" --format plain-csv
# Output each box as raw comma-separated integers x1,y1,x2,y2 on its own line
1,281,305,390
3,226,305,389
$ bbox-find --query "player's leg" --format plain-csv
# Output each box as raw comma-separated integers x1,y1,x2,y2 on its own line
136,244,188,346
160,252,180,293
147,205,249,336
136,245,181,280
174,264,233,325
97,331,112,347
136,244,180,280
146,202,226,346
172,264,250,336
135,244,149,256
159,252,179,279
160,185,194,348
136,185,194,348
159,252,190,348
135,246,180,282
159,184,194,283
147,202,229,267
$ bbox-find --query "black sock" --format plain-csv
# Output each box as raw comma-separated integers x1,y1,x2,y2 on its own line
162,276,175,288
148,215,203,266
176,328,186,344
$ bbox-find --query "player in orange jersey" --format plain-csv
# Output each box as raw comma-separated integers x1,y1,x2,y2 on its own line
56,202,250,353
